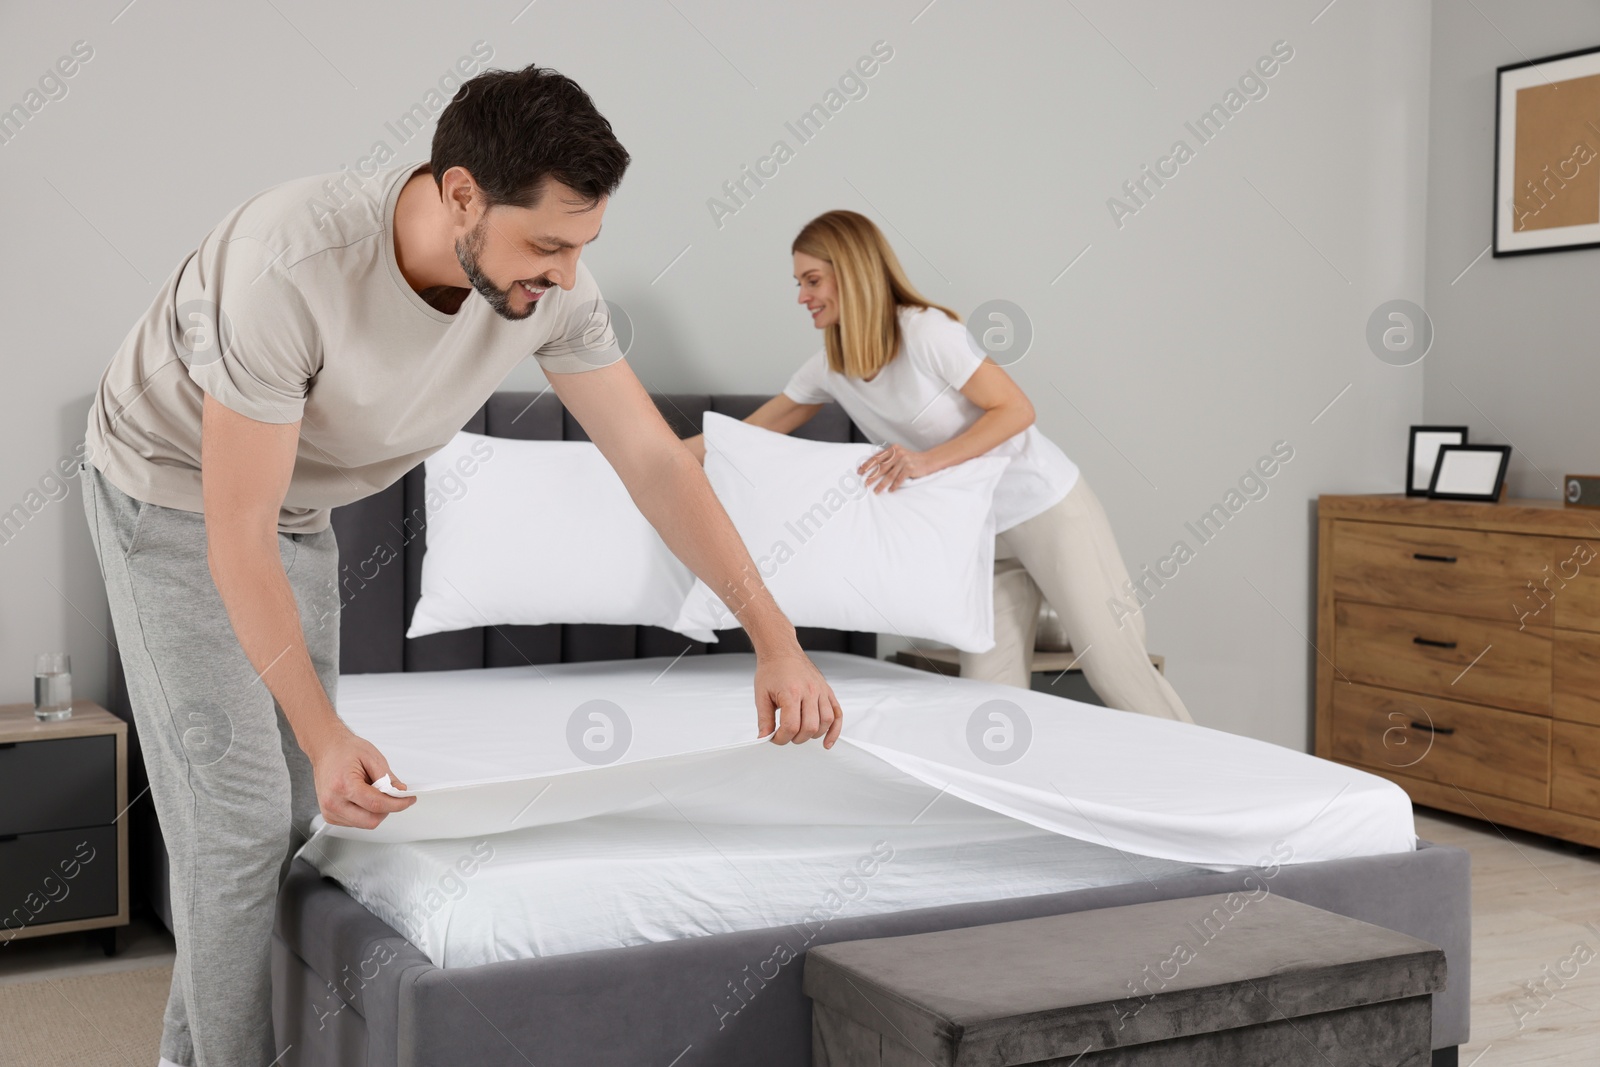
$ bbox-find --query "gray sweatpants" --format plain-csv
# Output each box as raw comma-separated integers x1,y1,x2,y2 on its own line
80,461,340,1067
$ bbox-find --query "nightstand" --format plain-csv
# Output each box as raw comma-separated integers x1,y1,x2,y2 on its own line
0,700,129,954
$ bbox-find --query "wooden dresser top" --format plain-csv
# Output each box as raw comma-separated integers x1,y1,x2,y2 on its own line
1319,493,1600,538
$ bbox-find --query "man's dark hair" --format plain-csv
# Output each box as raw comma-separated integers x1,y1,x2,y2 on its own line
431,64,630,210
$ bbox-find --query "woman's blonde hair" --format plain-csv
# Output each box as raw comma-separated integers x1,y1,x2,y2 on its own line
791,210,959,379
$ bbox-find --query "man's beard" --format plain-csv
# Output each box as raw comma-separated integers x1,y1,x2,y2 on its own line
456,217,544,322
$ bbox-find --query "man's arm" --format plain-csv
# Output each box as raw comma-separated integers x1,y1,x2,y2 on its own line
546,362,842,748
200,393,416,827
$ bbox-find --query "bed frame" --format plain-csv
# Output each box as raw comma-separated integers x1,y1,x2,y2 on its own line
251,391,1467,1066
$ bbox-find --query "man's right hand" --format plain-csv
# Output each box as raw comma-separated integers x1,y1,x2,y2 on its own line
755,645,843,748
305,724,416,829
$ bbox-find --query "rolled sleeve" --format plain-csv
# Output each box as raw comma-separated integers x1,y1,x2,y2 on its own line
184,241,320,424
533,263,625,375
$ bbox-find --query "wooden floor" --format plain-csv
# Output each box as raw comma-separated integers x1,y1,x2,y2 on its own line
0,811,1594,1064
1416,808,1600,1065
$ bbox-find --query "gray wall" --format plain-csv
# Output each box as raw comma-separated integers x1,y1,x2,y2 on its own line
1,0,1433,751
1424,0,1600,498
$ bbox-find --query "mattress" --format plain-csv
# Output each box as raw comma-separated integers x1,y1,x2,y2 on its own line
299,652,1416,966
301,813,1214,967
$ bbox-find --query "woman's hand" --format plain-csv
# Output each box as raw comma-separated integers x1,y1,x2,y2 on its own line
859,444,934,493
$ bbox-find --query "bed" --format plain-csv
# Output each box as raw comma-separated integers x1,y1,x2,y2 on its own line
265,391,1470,1066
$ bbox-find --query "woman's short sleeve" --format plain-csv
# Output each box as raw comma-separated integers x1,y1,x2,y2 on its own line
782,351,835,404
904,308,984,390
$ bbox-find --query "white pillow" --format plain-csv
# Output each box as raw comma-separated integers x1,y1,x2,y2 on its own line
674,413,1004,652
406,432,713,641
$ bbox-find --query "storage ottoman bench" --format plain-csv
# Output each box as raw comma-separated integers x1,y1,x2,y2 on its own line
804,892,1447,1066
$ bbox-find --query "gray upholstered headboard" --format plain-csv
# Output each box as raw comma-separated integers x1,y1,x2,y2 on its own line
330,391,878,674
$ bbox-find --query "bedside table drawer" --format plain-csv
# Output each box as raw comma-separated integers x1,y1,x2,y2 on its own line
1334,601,1551,714
0,826,118,930
1331,521,1549,627
0,735,116,837
1330,683,1550,806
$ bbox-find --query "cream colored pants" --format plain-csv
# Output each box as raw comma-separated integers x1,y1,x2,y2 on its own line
959,478,1195,723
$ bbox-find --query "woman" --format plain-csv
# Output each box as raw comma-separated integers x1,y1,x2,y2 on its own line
690,210,1193,723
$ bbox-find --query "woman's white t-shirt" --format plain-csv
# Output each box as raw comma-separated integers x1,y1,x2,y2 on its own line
782,305,1079,532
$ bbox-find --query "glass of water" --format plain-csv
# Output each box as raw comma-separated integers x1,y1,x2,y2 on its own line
34,653,72,722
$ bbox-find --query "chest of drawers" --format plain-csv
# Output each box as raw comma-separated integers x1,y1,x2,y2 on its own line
1316,494,1600,846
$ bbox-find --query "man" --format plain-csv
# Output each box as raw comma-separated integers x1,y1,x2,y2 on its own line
81,64,842,1067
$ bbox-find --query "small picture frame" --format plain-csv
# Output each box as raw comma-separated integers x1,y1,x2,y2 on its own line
1407,426,1467,497
1428,444,1512,502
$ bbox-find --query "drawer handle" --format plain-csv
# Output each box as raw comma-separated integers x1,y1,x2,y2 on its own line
1409,721,1455,736
0,742,14,750
0,834,16,843
1411,553,1458,564
1413,636,1458,650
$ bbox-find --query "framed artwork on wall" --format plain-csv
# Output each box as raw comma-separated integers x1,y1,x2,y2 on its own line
1495,44,1600,256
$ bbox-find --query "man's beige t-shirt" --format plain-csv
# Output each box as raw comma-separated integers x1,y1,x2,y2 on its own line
85,159,622,534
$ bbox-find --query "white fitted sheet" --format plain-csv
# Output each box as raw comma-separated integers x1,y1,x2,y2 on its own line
302,811,1213,967
300,652,1416,965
